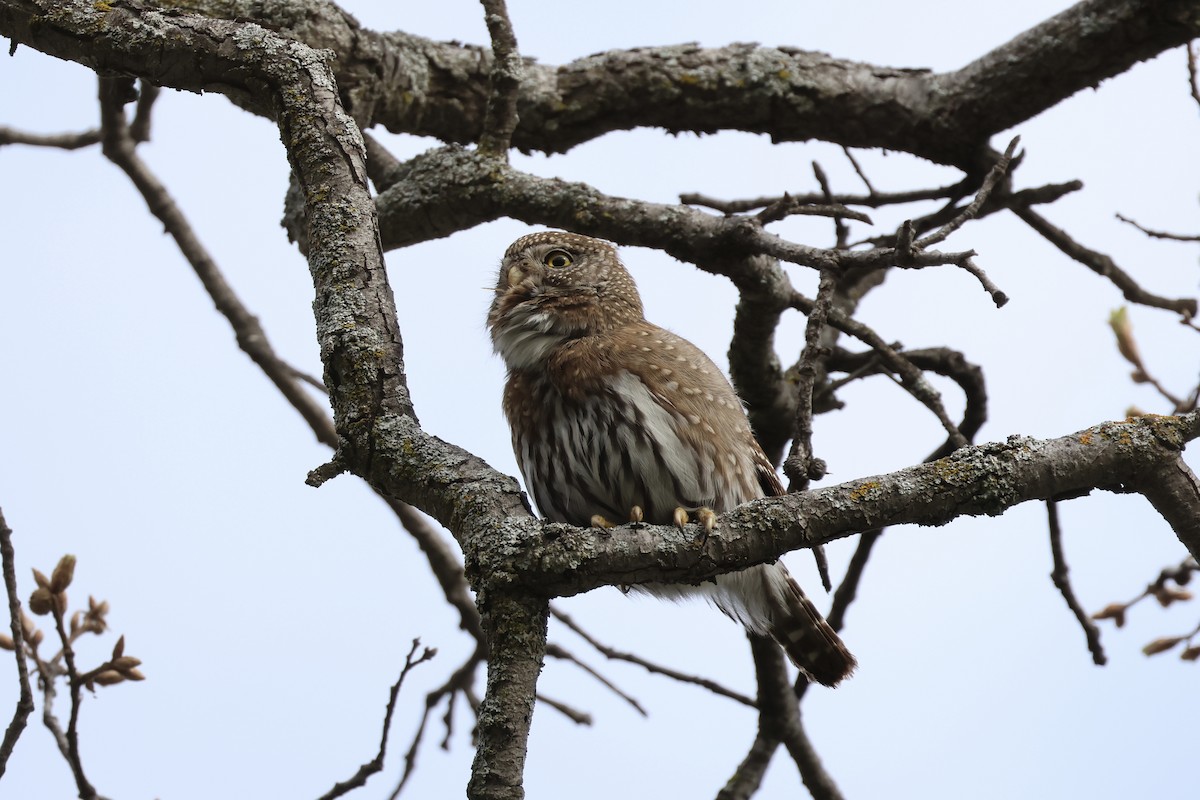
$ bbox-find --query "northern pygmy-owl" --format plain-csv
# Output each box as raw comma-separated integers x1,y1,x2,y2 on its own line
487,231,855,686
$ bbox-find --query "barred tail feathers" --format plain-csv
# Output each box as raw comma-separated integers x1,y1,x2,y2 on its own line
758,563,856,687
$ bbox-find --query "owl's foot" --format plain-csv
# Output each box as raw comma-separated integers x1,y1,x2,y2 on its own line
591,507,646,530
672,506,717,532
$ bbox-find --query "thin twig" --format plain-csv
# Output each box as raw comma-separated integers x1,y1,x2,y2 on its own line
784,269,837,489
755,195,871,226
959,256,1010,307
790,292,969,449
129,82,158,143
1046,501,1107,666
916,137,1020,249
392,648,484,799
0,125,99,149
476,0,523,156
544,642,647,716
316,640,436,800
33,648,71,759
551,607,756,707
1014,206,1198,317
841,146,876,195
53,609,98,800
1091,556,1197,626
97,77,335,440
853,179,1082,251
1188,42,1200,110
812,161,849,249
0,508,34,777
679,177,973,214
535,693,593,725
1115,213,1200,243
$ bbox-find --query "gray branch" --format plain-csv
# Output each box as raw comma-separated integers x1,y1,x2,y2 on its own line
165,0,1200,170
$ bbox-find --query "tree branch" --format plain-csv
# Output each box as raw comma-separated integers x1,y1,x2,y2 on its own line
316,640,436,800
166,0,1200,169
748,636,843,800
1046,500,1107,666
0,507,33,778
1014,206,1198,317
518,413,1200,597
467,591,548,800
476,0,522,157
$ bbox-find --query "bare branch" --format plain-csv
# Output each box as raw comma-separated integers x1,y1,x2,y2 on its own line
1116,212,1200,243
1014,206,1198,317
97,76,339,447
790,291,970,449
841,147,876,195
1046,501,1107,666
749,637,844,800
1188,41,1200,110
551,607,756,707
392,648,484,800
0,125,99,149
316,640,436,800
916,137,1019,249
476,0,523,157
681,177,971,215
0,508,33,777
51,603,98,799
811,161,851,248
534,693,592,726
523,413,1200,597
715,728,778,800
784,269,837,489
165,0,1200,169
544,642,647,717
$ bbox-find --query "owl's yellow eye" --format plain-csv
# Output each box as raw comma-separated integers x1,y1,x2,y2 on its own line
543,249,573,269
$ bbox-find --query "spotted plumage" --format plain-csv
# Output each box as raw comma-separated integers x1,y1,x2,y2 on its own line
488,231,855,686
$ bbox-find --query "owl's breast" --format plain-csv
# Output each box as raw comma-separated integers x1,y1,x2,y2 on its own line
504,367,759,527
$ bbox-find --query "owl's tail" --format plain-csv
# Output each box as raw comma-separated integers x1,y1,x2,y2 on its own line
643,562,857,687
758,563,856,687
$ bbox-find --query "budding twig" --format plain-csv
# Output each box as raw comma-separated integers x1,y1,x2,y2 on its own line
0,508,33,777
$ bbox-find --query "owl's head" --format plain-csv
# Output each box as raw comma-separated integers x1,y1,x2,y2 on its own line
488,231,645,369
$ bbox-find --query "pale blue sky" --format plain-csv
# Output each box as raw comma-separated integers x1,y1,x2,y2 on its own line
2,2,1198,798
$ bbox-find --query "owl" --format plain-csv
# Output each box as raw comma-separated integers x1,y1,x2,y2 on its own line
487,231,855,686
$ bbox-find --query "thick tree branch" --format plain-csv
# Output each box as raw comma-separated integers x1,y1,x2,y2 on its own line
0,5,525,794
168,0,1200,170
369,145,1004,286
515,413,1200,597
467,591,548,800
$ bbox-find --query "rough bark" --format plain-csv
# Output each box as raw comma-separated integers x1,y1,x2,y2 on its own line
166,0,1200,170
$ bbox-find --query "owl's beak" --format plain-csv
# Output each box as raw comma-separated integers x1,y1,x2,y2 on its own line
507,264,525,288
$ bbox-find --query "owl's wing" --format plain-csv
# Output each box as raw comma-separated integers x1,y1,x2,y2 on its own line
749,414,834,592
753,443,787,497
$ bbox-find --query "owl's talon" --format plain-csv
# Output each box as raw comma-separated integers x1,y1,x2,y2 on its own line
696,507,717,532
672,507,689,528
590,514,616,530
628,505,645,528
